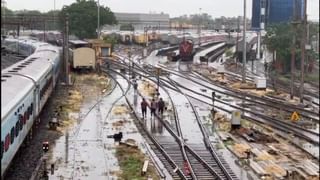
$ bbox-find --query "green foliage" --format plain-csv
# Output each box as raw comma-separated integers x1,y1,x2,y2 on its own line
103,34,119,51
264,23,301,73
1,7,14,16
225,48,233,57
59,0,117,39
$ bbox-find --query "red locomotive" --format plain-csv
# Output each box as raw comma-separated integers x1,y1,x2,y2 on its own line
179,39,195,61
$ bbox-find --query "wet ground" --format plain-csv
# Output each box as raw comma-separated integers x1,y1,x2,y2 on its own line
48,73,164,180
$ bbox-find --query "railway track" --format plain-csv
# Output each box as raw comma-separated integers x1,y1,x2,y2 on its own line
223,60,320,105
159,65,319,122
166,76,238,179
104,67,238,179
106,59,319,146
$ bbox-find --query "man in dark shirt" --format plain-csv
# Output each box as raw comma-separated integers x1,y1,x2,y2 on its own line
157,98,165,117
141,98,148,118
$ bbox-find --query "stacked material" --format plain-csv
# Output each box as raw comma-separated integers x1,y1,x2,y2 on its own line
231,143,251,158
138,80,157,97
262,161,287,178
213,112,231,131
295,160,320,179
230,82,256,90
256,150,275,161
112,105,129,115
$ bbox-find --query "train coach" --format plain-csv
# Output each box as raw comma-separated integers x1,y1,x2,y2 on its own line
1,38,61,177
69,40,96,70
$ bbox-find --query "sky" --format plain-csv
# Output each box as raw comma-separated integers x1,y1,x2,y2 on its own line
4,0,320,20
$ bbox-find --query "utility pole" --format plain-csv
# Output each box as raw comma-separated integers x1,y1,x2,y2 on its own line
300,0,307,103
198,8,202,47
211,92,216,119
54,0,56,30
1,0,6,35
97,0,100,39
235,17,240,69
242,0,247,83
290,0,298,99
63,14,70,85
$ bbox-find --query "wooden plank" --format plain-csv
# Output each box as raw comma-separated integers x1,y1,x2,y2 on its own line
141,160,149,175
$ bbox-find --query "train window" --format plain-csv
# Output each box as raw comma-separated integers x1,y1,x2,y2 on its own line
1,75,11,78
15,121,20,137
27,107,31,117
10,127,15,144
17,65,26,68
8,70,18,73
26,109,30,120
15,112,17,116
13,67,21,71
30,103,33,115
1,141,3,159
19,115,23,130
5,134,10,152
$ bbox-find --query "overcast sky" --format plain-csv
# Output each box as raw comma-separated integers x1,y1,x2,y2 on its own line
5,0,320,20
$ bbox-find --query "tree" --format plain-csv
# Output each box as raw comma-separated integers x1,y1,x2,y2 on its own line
60,0,117,39
44,10,61,30
264,23,301,73
103,33,119,52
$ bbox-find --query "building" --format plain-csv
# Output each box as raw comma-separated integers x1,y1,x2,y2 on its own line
111,12,170,31
252,0,304,30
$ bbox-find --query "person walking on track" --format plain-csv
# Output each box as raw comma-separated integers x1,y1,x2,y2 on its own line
150,98,157,118
141,98,148,119
157,97,165,117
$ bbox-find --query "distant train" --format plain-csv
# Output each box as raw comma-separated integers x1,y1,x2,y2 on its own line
102,31,229,45
178,33,229,61
1,37,62,177
179,39,195,61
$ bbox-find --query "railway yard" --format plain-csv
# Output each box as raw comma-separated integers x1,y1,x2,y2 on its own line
1,31,320,180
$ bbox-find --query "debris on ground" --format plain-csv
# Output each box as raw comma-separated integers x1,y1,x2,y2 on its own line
230,143,251,158
112,104,129,115
138,80,157,97
112,120,131,127
115,143,160,180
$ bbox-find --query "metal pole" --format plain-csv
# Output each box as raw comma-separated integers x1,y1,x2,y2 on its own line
198,8,202,46
236,18,240,68
2,0,6,35
211,92,216,119
242,0,247,83
300,0,307,102
64,14,70,85
257,31,261,60
65,131,69,163
157,68,160,90
290,32,296,99
54,0,56,30
290,0,297,99
97,0,100,38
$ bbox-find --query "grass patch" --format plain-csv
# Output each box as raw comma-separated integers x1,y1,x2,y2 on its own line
223,140,234,147
305,73,319,85
116,144,159,180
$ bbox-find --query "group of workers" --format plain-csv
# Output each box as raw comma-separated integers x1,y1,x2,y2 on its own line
132,78,166,119
141,97,165,119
